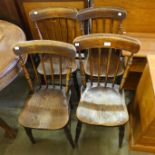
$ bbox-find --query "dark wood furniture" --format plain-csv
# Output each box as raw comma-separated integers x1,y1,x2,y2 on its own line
73,33,140,147
129,55,155,153
0,20,26,138
13,40,76,147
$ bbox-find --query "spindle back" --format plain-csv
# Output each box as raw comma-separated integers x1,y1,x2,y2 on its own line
29,7,81,43
13,40,76,94
73,33,140,89
77,6,127,34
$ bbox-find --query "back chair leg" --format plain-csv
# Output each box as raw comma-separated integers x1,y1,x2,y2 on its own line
73,71,80,102
75,120,82,144
24,127,35,144
64,126,75,148
119,125,125,148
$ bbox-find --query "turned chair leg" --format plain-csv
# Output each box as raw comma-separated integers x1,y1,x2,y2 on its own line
75,120,82,144
119,125,125,148
24,127,35,144
64,126,75,148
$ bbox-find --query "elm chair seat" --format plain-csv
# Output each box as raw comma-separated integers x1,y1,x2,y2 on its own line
19,87,69,130
76,84,128,126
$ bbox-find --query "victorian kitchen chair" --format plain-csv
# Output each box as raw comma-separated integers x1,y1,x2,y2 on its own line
77,7,127,80
73,33,140,147
29,7,81,102
13,40,76,148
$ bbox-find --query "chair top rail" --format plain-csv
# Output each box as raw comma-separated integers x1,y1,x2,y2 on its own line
29,7,78,21
73,33,141,53
13,40,76,58
77,6,127,21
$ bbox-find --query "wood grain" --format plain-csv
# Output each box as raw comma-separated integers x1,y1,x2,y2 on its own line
0,20,26,91
129,57,155,152
93,0,155,33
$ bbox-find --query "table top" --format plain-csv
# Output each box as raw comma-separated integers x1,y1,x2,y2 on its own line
0,20,26,90
124,32,155,57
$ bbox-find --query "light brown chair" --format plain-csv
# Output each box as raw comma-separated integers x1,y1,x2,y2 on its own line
73,33,140,147
13,40,76,148
29,7,81,101
77,6,127,79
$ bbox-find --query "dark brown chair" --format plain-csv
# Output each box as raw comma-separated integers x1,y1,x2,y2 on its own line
77,7,127,79
13,40,76,148
73,33,140,147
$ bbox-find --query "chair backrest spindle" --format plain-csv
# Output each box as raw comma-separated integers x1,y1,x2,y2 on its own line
13,40,76,93
74,33,140,89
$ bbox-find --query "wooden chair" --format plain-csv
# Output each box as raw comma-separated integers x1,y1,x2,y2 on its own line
29,7,81,101
73,33,140,147
13,40,76,148
77,7,127,79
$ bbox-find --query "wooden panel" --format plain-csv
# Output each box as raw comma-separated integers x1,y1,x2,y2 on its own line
93,0,155,33
129,57,155,152
17,0,86,39
0,0,22,26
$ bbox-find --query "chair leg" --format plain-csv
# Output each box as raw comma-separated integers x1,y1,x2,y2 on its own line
24,127,35,144
75,120,82,144
119,125,125,148
73,71,80,102
64,126,75,148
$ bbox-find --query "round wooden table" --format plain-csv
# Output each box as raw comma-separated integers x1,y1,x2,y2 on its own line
0,20,26,138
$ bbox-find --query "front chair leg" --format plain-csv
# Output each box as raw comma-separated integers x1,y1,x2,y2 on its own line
119,125,125,148
75,120,82,144
64,126,75,148
24,127,35,144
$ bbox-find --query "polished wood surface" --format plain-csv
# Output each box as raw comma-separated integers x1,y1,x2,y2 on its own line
0,20,26,139
0,20,26,91
13,40,76,146
129,55,155,153
74,34,140,147
92,0,155,33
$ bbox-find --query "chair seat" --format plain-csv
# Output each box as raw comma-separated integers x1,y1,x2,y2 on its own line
19,88,69,130
76,85,128,126
37,57,77,75
84,50,124,77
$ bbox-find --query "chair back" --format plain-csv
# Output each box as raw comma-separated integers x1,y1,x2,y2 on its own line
13,40,76,94
29,7,81,43
77,6,127,34
73,33,140,89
